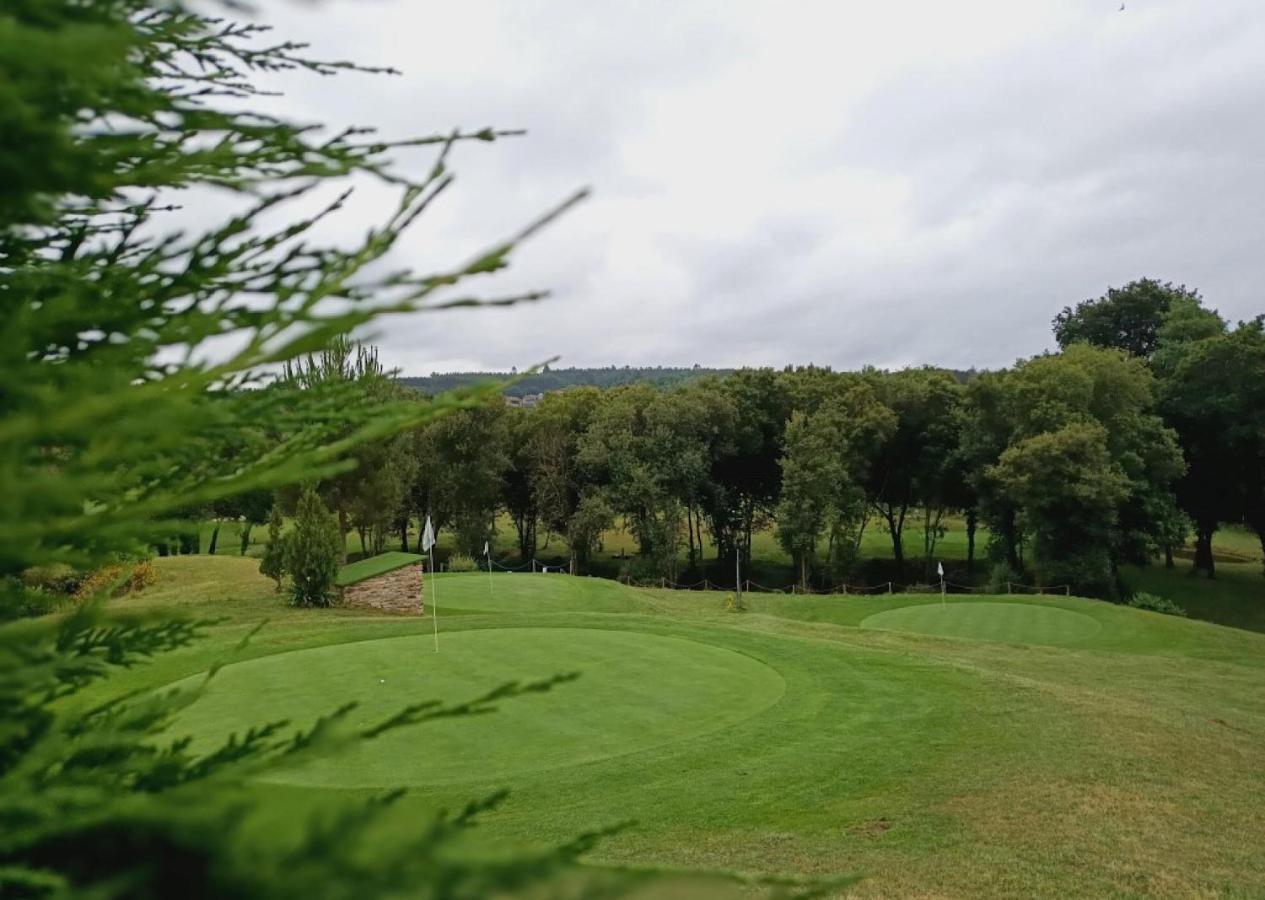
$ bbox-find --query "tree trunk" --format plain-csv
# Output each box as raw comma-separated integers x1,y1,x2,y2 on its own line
686,505,697,570
881,503,907,578
239,523,253,556
207,523,220,555
1193,527,1216,579
965,507,977,577
337,505,349,564
570,548,578,576
1164,543,1174,569
399,517,409,552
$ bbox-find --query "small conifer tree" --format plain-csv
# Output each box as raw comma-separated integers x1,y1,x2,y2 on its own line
259,505,287,591
285,489,342,607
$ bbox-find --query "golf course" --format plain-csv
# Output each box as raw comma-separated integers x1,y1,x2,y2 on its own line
84,556,1265,897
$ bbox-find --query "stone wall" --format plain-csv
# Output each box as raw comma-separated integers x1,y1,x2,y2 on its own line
341,563,424,615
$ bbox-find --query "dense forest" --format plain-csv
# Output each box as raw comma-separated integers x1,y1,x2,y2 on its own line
230,280,1264,601
399,365,980,397
399,366,733,396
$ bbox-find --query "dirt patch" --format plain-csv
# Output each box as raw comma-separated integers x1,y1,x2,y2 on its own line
847,817,892,837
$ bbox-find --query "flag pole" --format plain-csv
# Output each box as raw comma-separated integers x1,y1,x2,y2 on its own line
430,544,438,651
423,515,438,652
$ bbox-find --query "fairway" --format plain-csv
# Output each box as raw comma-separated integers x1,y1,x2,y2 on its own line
168,627,785,788
100,560,1265,897
860,600,1102,646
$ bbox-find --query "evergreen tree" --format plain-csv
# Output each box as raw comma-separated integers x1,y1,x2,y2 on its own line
259,504,287,591
285,489,342,608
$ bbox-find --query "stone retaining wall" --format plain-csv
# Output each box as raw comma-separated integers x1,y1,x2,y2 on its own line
341,563,424,615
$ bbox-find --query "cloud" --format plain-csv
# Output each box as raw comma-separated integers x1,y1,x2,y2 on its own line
247,0,1265,373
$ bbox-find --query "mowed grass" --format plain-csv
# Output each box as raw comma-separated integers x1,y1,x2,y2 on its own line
860,601,1102,645
83,556,1265,898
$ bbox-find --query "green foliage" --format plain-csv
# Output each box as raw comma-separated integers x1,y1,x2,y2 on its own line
259,506,286,591
567,493,616,572
992,423,1129,596
447,553,478,573
285,489,341,608
0,0,578,611
1053,279,1201,359
1126,591,1188,617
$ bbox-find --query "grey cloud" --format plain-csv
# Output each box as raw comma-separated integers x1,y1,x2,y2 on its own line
246,0,1264,374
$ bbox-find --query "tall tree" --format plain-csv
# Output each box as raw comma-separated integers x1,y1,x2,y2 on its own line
865,369,963,577
1053,279,1201,359
0,0,591,894
529,388,604,572
1160,319,1265,574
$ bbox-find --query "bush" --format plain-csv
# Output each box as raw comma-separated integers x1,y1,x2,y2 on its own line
285,488,341,608
72,560,158,601
1127,592,1187,617
259,504,286,591
21,564,85,595
447,553,477,572
987,563,1024,594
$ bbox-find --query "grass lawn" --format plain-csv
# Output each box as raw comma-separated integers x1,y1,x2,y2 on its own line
77,555,1265,898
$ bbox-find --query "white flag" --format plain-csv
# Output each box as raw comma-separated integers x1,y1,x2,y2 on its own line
421,516,436,552
483,540,490,557
937,561,944,578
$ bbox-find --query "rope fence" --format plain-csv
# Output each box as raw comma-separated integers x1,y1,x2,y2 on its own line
615,575,1071,597
468,556,1072,598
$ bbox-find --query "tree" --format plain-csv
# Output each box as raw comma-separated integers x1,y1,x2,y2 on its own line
1160,320,1265,575
259,504,287,591
776,411,846,588
981,345,1184,595
529,388,604,572
567,492,616,574
1053,279,1201,359
708,369,787,567
991,423,1130,596
410,402,510,557
285,488,342,608
776,384,895,588
0,2,594,893
864,369,962,577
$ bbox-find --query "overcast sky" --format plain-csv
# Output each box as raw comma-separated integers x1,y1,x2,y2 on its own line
251,0,1265,375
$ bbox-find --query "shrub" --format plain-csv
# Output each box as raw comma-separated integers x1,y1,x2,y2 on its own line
987,563,1024,594
285,488,341,608
126,559,158,594
447,553,477,573
21,564,85,595
72,560,157,601
259,504,286,591
1127,592,1187,617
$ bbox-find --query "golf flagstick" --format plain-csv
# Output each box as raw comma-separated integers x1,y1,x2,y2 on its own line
938,561,945,605
423,515,438,652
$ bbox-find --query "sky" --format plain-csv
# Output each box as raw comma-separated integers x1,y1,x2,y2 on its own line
247,0,1265,375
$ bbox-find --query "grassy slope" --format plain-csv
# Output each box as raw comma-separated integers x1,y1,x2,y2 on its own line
84,556,1265,898
336,551,423,586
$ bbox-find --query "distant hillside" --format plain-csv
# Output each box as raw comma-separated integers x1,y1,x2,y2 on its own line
398,366,732,397
398,365,981,397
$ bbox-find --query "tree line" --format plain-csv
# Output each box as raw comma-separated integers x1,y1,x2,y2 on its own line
265,280,1262,599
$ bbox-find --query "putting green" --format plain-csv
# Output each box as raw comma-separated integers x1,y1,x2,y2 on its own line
860,601,1101,646
168,627,785,788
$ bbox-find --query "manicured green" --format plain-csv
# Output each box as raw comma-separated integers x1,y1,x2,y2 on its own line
860,601,1102,646
336,551,424,587
169,628,785,788
96,556,1265,898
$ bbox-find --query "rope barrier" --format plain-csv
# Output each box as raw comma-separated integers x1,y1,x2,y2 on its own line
484,561,1072,599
